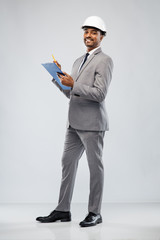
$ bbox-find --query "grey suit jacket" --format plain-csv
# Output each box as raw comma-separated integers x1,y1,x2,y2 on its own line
52,47,113,131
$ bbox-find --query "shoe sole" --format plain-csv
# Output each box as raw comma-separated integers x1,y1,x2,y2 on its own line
61,218,71,222
37,218,71,223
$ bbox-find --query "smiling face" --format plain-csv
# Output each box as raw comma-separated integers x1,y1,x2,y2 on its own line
83,27,104,52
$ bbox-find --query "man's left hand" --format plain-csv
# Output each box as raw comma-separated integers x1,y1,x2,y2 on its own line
58,72,74,88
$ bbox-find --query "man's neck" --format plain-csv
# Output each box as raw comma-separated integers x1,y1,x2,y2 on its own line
87,46,101,55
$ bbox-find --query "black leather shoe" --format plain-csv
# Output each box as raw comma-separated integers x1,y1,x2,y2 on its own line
79,212,102,227
36,210,71,223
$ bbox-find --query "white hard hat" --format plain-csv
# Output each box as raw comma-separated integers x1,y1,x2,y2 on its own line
82,16,106,35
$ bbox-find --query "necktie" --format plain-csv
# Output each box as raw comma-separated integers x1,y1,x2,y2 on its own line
79,53,89,71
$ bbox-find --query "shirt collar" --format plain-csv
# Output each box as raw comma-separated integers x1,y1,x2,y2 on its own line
87,46,101,56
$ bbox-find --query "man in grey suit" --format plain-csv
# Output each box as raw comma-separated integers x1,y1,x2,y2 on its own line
36,16,113,227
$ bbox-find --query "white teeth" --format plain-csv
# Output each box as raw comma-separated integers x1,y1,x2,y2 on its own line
86,39,92,43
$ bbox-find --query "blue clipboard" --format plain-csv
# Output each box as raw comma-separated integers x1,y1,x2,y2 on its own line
42,62,71,90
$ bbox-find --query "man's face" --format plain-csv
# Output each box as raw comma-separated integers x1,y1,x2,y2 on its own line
83,27,104,51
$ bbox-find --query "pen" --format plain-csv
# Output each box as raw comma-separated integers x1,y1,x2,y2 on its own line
52,54,61,69
52,54,56,62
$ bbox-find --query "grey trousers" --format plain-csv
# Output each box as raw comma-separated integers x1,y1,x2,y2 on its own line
55,126,105,214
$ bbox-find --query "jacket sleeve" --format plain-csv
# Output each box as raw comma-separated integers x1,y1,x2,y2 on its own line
52,78,71,99
71,57,113,102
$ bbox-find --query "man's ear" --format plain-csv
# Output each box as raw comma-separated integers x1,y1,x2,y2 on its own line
100,35,104,41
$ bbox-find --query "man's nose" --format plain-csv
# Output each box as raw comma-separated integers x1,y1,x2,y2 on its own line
86,32,91,37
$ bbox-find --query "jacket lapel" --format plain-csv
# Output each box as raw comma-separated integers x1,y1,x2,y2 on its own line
75,48,102,82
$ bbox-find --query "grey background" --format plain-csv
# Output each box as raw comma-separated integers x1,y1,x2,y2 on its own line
0,0,160,203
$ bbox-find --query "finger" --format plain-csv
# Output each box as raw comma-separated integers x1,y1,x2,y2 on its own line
63,71,69,77
56,61,60,67
61,79,67,85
